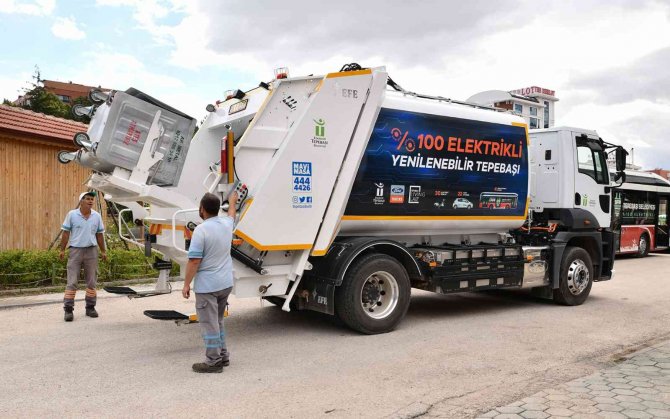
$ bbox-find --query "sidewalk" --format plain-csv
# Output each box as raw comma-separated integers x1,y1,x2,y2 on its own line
472,341,670,418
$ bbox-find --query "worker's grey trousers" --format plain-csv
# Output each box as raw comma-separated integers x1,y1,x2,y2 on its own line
195,287,232,366
63,246,98,311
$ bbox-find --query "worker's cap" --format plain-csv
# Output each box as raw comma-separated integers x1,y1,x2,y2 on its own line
78,191,97,201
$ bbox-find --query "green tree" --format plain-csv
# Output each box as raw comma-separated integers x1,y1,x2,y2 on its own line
20,66,92,122
25,86,70,118
21,67,69,118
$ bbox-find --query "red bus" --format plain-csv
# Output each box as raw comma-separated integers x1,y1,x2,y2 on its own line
612,171,670,257
478,192,518,209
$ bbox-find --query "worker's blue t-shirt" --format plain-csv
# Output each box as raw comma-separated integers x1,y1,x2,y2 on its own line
188,216,234,293
61,209,105,248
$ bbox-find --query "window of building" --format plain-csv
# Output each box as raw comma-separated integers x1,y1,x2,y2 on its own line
56,95,71,103
529,106,537,116
529,117,539,129
514,103,523,114
543,101,550,128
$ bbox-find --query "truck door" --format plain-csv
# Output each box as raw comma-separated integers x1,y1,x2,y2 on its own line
573,134,611,228
657,197,669,248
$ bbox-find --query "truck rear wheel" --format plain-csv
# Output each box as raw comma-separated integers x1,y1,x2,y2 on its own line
553,246,593,306
335,253,411,334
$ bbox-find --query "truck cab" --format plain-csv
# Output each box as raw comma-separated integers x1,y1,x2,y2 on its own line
530,127,612,228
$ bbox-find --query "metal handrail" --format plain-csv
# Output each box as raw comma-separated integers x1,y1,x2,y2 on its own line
171,208,198,254
118,208,144,250
171,205,232,254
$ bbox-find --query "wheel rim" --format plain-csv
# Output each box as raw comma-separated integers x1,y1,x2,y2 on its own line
359,271,399,320
639,236,647,255
567,258,590,295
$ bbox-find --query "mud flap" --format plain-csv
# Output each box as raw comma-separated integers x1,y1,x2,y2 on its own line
297,276,335,315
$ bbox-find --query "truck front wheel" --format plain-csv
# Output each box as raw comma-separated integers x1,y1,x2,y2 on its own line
553,246,593,306
335,253,411,334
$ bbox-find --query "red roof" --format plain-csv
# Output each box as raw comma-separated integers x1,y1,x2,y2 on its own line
0,104,88,144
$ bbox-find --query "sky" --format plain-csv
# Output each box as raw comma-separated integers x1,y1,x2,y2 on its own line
1,0,669,169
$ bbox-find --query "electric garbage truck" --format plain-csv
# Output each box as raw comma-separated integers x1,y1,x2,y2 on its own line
58,65,627,334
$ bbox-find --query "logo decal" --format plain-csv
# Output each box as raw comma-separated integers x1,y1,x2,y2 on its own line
373,182,385,205
408,185,425,204
390,185,405,204
311,119,328,148
292,195,312,208
314,119,325,137
292,161,312,195
292,162,312,176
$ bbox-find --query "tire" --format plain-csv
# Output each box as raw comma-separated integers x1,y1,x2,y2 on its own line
57,151,73,164
73,132,90,148
553,246,593,306
88,88,108,104
335,253,411,334
636,234,650,258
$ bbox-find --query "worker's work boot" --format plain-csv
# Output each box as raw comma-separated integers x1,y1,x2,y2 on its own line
64,310,74,322
85,307,99,318
192,362,223,373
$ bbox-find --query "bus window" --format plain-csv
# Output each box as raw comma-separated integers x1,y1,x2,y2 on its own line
621,190,656,225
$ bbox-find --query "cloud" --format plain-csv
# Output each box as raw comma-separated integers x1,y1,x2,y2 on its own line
51,16,86,40
607,111,670,169
0,0,55,16
86,0,670,170
568,47,670,105
0,71,34,102
560,100,670,169
95,0,188,44
71,50,184,90
201,0,521,66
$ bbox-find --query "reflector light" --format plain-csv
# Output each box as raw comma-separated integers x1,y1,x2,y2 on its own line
274,67,289,79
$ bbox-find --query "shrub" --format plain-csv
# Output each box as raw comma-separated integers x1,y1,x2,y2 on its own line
0,249,180,288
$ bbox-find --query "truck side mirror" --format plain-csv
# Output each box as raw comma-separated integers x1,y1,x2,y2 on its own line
615,147,627,172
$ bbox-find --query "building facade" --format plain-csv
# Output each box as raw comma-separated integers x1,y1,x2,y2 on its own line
14,80,109,106
467,86,559,129
647,169,670,181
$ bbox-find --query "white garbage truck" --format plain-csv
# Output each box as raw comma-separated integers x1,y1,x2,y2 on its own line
59,64,627,334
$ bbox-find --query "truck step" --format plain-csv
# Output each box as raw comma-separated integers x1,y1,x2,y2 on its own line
143,310,189,320
104,286,171,298
104,286,137,295
143,310,198,325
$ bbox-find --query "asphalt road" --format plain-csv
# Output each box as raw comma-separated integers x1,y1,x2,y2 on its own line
0,253,669,418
